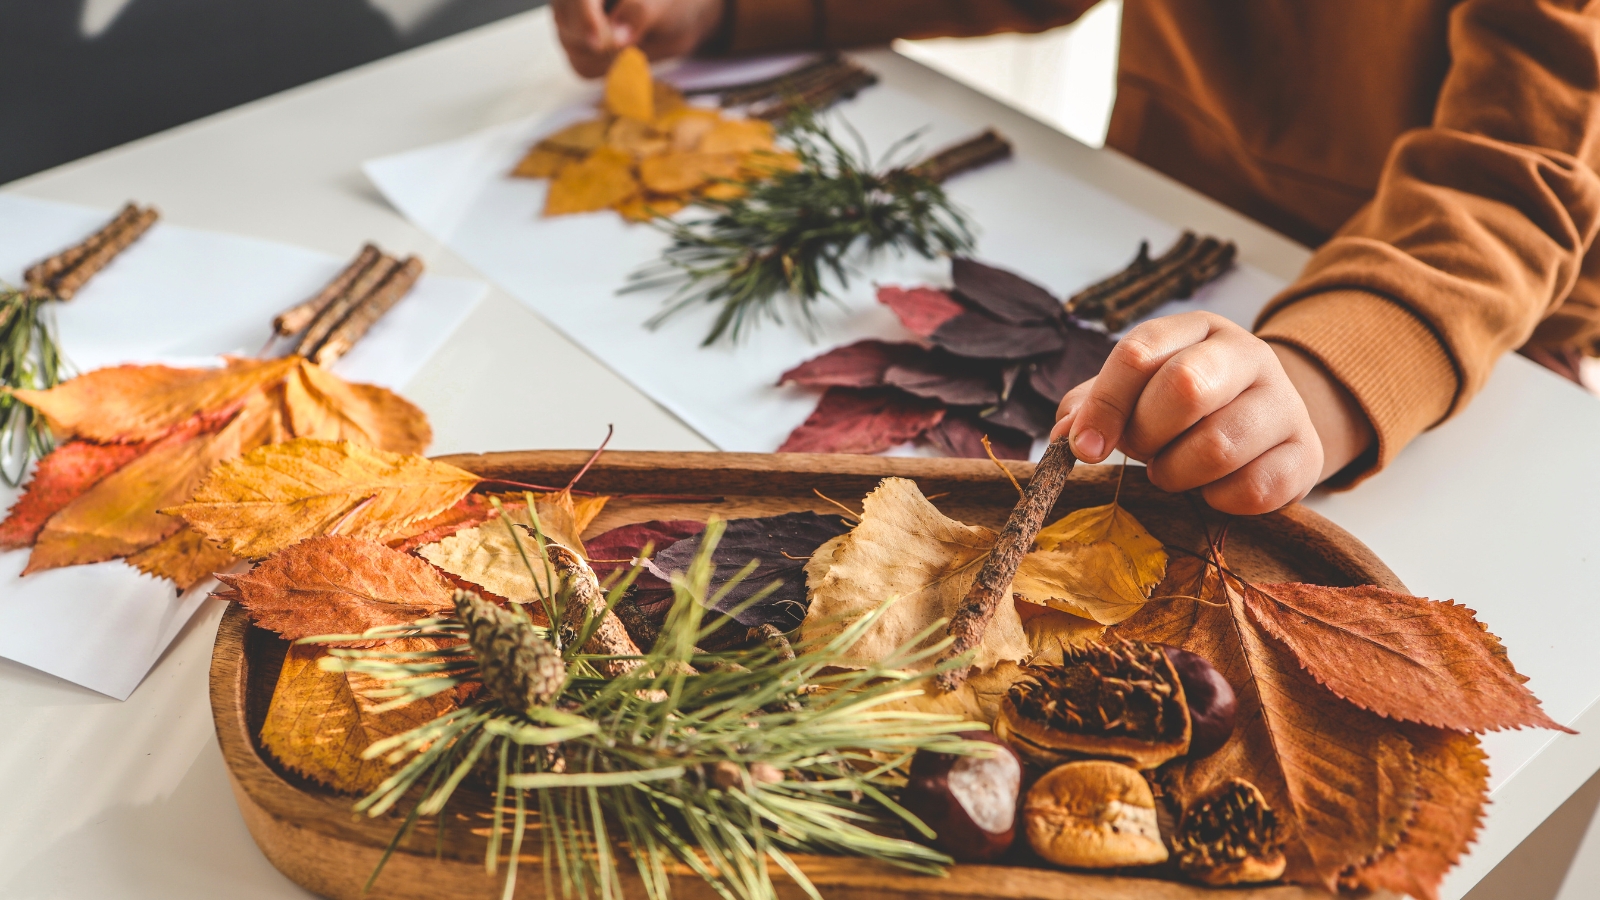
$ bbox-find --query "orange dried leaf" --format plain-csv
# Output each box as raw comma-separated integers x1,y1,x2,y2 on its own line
512,147,577,179
544,147,639,216
0,439,151,549
220,535,455,643
14,356,298,443
164,438,480,558
604,117,669,158
653,81,686,118
662,107,720,149
387,495,500,555
699,118,775,154
283,360,431,455
538,118,610,154
260,641,459,795
604,46,654,121
127,526,237,591
1244,581,1567,734
639,152,741,195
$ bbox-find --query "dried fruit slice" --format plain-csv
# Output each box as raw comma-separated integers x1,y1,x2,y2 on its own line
1173,778,1288,886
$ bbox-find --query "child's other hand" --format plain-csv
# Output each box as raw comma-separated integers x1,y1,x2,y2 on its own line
1051,312,1371,515
553,0,726,78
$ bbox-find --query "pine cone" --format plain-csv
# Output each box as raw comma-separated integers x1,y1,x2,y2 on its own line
454,589,565,712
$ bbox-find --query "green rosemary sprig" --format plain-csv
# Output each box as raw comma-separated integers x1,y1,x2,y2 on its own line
309,514,987,900
0,286,66,486
627,111,976,345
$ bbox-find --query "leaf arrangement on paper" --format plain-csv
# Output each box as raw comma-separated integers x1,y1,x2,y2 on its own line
197,433,1560,900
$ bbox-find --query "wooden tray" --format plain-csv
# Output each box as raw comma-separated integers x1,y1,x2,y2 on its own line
210,450,1404,900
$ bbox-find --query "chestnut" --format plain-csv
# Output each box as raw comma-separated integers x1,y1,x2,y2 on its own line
1162,646,1237,758
900,730,1022,862
1024,760,1168,868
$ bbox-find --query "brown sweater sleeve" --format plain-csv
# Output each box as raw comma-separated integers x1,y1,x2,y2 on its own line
1256,0,1600,485
722,0,1099,54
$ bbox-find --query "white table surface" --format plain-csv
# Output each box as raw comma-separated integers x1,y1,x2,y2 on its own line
1,9,1594,899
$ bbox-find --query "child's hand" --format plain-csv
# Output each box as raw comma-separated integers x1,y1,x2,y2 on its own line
553,0,726,78
1051,312,1372,514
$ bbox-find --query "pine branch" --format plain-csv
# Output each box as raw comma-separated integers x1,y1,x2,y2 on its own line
0,287,67,486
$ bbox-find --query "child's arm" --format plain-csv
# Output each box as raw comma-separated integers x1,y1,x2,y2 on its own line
1051,311,1374,515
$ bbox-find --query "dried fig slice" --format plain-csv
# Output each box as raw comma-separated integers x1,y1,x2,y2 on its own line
995,638,1191,769
1172,777,1288,886
1024,760,1168,868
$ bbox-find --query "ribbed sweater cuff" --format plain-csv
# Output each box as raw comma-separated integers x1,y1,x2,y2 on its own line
726,0,822,54
1256,290,1458,488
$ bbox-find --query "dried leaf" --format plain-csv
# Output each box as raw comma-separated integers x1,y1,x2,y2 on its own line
801,477,1029,672
878,286,965,338
544,147,639,216
639,151,740,195
512,147,578,179
616,195,687,223
1243,581,1566,733
1012,545,1151,625
418,519,551,603
980,389,1058,440
1025,327,1116,404
585,519,706,587
661,107,720,150
260,641,458,795
923,415,1031,461
26,392,278,572
882,352,1002,406
220,535,455,643
165,438,480,558
126,526,237,591
930,312,1067,360
1113,554,1479,893
777,340,919,390
0,439,150,549
386,495,500,555
283,360,432,455
951,257,1063,324
647,511,850,632
499,490,609,557
13,356,298,443
698,118,775,154
604,46,654,121
604,117,669,158
1035,501,1168,594
538,118,610,154
778,387,944,454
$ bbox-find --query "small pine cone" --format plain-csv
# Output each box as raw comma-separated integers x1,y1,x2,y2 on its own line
454,589,565,712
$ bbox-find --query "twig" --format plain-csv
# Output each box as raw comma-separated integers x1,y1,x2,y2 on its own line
546,543,645,677
907,130,1013,184
311,256,424,365
564,425,614,492
274,243,380,336
937,436,1077,691
981,435,1024,499
296,253,398,358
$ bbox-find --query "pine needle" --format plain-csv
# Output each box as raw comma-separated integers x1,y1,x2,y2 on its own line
0,286,67,486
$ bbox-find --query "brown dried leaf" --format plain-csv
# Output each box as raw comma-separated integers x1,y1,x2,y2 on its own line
220,535,455,643
922,415,1031,461
126,526,238,591
260,641,458,795
165,438,480,559
1243,581,1567,734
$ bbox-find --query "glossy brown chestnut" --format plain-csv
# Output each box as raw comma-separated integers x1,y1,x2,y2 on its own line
900,730,1022,862
1162,646,1238,758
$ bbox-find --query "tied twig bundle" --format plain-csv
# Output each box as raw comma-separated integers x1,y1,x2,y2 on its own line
1068,231,1237,331
686,53,880,121
24,202,160,301
273,243,424,365
937,436,1078,690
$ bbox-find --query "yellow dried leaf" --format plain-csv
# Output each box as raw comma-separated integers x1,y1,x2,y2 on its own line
661,108,721,150
605,46,654,121
544,147,639,216
260,642,458,795
14,356,298,443
512,147,577,179
284,360,431,455
699,181,748,202
653,81,686,119
419,520,553,602
801,477,1030,673
616,195,687,223
164,438,481,558
699,118,775,154
1009,500,1168,624
127,526,238,591
1035,501,1167,589
639,152,741,195
741,148,802,177
605,117,670,158
538,118,611,154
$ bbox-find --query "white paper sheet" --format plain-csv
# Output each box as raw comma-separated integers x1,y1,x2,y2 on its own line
362,73,1286,459
0,194,488,699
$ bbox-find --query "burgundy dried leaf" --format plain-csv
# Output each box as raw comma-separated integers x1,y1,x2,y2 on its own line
777,339,919,389
883,351,1003,406
1026,326,1117,403
982,389,1059,440
779,387,945,454
951,257,1063,324
930,312,1066,360
924,415,1032,460
585,519,706,590
878,285,965,337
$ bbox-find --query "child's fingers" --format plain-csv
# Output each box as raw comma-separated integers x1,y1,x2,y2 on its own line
1066,312,1225,463
554,0,617,76
1144,383,1299,493
1049,377,1096,442
608,0,659,46
1198,438,1319,515
1120,331,1273,460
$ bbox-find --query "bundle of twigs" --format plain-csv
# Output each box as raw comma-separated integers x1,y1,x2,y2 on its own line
1067,231,1237,331
271,243,424,365
687,53,880,121
24,202,159,301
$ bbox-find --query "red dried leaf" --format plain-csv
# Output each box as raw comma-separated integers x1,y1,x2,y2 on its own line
924,416,1032,460
218,535,456,645
779,388,945,454
387,495,500,554
585,519,705,589
951,257,1062,324
877,286,965,337
1244,582,1569,734
0,439,151,549
778,339,917,389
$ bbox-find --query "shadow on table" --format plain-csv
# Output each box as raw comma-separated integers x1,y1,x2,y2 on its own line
0,0,545,186
1465,766,1600,900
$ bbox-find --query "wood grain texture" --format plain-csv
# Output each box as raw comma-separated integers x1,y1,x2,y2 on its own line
212,450,1401,900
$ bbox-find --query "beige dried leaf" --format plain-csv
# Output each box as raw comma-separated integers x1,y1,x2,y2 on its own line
418,519,552,603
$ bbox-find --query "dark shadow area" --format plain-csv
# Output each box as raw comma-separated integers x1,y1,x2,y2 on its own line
1464,765,1600,900
0,0,545,185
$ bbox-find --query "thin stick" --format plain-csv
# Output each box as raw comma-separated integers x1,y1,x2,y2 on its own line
937,436,1077,691
981,435,1024,499
296,253,398,358
22,203,141,290
311,255,424,365
1101,239,1235,331
908,130,1013,184
48,206,160,300
275,243,381,336
564,425,615,492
